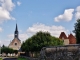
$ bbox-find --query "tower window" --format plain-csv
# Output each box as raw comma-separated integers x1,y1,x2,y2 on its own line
15,43,17,46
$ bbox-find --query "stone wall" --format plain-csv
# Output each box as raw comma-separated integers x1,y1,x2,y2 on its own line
39,44,80,60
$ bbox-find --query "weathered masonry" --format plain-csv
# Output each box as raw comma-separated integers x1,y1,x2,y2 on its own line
39,44,80,60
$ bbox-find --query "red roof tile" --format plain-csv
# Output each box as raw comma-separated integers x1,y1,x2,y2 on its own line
68,33,76,44
59,32,67,39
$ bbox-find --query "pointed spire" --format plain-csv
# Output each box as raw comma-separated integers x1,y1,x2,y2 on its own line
14,23,18,38
15,23,18,31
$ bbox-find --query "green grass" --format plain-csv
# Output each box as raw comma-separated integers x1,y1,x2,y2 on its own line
0,58,2,60
17,57,29,60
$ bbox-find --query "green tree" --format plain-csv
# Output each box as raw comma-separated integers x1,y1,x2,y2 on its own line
1,47,13,54
73,19,80,44
1,46,18,54
21,31,63,53
13,50,18,54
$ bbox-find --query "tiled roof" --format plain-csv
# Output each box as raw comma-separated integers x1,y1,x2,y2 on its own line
68,33,76,44
59,32,67,39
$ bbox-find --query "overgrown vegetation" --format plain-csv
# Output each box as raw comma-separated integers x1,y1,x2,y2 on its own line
1,45,18,54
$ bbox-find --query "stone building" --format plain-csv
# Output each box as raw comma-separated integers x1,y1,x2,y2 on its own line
9,24,21,50
59,32,76,45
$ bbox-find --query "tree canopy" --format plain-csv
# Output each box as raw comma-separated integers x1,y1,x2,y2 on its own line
73,19,80,44
21,31,63,52
1,45,18,54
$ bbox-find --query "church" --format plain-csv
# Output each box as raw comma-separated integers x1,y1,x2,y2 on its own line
8,24,21,50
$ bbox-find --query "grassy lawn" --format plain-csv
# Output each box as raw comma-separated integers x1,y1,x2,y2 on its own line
0,58,2,60
17,57,29,60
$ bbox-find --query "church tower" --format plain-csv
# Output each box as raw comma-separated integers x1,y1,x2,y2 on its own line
14,24,18,38
9,24,21,50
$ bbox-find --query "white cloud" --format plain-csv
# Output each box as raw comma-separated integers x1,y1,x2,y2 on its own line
0,27,2,32
0,0,15,24
76,6,80,12
54,9,74,22
17,1,21,6
5,23,68,46
1,0,15,11
75,6,80,19
19,34,28,42
0,39,10,46
27,23,68,37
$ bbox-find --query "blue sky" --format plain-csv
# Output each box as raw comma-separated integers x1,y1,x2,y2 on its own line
0,0,80,46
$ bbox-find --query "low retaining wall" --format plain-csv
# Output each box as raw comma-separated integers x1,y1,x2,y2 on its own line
39,44,80,60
